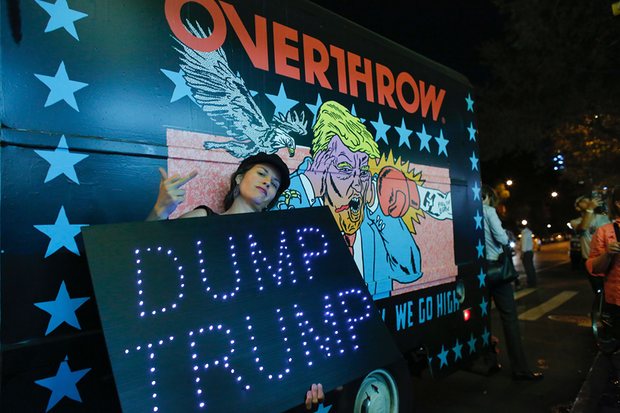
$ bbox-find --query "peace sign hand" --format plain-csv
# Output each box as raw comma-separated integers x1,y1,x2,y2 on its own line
149,168,198,220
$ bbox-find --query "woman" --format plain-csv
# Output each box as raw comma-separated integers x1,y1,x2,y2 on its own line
482,185,543,381
587,186,620,338
147,152,325,410
147,152,290,220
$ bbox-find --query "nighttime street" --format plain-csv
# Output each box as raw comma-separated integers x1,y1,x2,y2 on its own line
1,1,619,412
413,242,609,413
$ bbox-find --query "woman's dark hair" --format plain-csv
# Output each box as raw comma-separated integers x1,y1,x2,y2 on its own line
481,184,498,207
223,155,289,211
223,163,255,211
609,185,620,219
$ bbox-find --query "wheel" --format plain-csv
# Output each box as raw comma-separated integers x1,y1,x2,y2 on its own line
353,369,399,413
592,292,619,354
284,359,413,413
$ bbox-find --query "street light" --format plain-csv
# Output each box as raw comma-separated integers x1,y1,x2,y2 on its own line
551,191,559,198
547,224,552,229
506,179,513,186
521,219,528,226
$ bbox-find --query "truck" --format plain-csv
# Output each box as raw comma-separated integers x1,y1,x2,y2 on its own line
0,0,489,411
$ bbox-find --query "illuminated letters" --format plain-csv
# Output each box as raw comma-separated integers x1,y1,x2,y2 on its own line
126,227,373,410
135,246,185,318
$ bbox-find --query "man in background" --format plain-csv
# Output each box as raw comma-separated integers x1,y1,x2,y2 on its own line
571,194,610,293
520,224,537,287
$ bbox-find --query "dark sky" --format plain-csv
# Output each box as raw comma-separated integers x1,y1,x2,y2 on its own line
309,0,504,85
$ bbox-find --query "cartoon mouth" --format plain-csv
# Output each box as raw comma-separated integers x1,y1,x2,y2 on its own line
334,197,360,213
349,197,360,213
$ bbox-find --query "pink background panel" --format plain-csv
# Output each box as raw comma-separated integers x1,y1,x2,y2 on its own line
167,129,457,293
166,128,310,217
392,164,457,294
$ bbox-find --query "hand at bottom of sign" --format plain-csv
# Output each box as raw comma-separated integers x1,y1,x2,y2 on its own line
305,383,324,410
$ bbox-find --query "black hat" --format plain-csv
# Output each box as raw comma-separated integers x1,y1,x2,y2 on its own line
238,152,291,194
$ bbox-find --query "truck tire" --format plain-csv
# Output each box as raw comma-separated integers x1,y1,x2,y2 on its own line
352,359,413,413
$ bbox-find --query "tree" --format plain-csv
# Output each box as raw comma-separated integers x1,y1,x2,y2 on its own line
477,0,620,171
551,114,620,187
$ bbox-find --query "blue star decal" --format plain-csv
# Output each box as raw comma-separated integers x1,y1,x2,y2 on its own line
35,281,89,335
437,345,449,368
370,112,391,145
475,239,485,258
472,182,481,201
35,61,88,111
467,333,477,354
477,267,486,288
469,151,479,171
465,93,475,112
480,296,488,317
34,135,88,184
395,117,412,148
474,210,483,230
315,402,333,413
35,355,91,412
434,129,449,156
452,339,463,361
35,0,87,40
161,68,193,103
467,122,477,141
350,104,365,123
34,206,88,258
306,93,323,119
416,124,432,152
481,327,490,346
265,82,299,115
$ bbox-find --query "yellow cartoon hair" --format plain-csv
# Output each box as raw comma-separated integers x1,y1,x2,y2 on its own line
312,101,380,158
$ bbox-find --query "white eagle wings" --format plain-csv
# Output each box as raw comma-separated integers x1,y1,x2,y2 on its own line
173,21,307,158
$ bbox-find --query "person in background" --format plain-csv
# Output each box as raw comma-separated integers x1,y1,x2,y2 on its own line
587,186,620,335
482,185,544,381
520,224,537,287
586,186,620,400
147,152,325,410
571,194,611,294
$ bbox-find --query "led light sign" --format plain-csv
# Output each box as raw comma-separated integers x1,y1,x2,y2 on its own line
83,207,401,412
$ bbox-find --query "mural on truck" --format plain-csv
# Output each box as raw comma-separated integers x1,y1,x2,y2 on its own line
1,0,487,411
166,19,458,299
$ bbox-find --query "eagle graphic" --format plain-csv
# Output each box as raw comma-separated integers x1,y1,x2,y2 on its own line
173,21,307,158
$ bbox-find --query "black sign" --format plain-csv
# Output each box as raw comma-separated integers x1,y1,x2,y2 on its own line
83,207,402,412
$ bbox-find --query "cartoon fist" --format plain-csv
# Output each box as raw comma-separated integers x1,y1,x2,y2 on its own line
377,166,420,218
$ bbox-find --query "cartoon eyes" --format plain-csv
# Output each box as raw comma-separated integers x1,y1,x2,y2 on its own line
336,163,370,179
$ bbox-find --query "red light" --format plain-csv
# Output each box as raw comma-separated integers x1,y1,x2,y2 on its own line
463,308,471,321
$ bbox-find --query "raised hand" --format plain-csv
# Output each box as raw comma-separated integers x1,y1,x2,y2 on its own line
607,241,620,255
305,383,324,411
148,168,198,220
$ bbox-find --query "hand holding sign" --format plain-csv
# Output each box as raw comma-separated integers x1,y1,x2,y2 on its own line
84,208,402,412
305,383,324,410
148,168,198,220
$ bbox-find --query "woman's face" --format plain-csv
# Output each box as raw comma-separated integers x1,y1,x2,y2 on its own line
237,163,282,210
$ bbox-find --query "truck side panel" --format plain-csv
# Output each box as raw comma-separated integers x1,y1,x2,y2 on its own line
0,0,488,409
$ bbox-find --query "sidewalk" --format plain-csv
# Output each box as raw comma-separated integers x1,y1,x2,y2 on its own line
571,352,620,413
